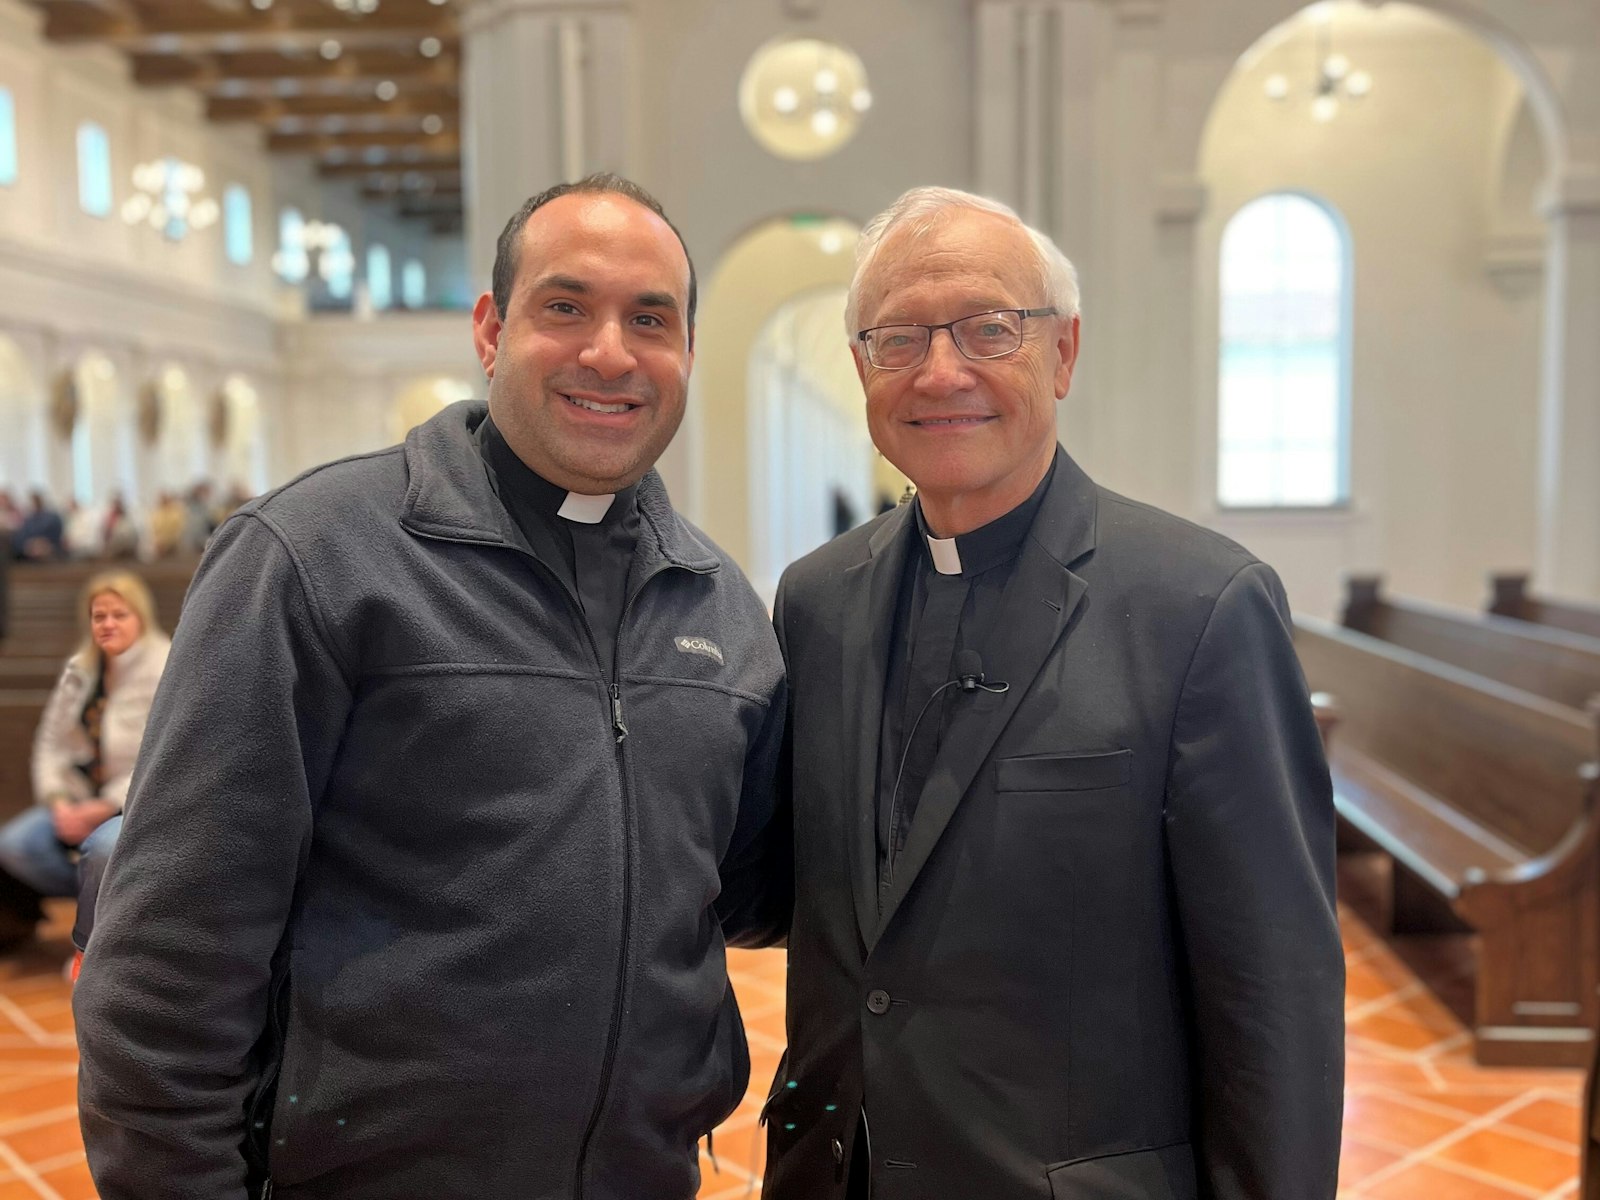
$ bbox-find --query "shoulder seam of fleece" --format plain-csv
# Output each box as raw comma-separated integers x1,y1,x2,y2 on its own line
238,509,358,690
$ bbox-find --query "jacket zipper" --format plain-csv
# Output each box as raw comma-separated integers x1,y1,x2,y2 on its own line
246,968,291,1194
403,525,712,1197
572,565,684,1199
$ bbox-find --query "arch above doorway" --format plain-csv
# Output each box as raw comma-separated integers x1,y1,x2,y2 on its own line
683,213,861,574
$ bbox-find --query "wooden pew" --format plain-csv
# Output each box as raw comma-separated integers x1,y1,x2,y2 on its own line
0,559,194,660
1343,575,1600,714
1296,616,1600,1067
1491,573,1600,642
0,691,51,823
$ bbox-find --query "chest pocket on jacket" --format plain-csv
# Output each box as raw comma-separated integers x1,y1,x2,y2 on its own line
995,749,1131,793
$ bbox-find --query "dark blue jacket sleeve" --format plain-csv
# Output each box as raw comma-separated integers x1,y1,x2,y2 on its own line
75,512,353,1200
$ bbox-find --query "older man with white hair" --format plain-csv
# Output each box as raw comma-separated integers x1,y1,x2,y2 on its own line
762,186,1344,1200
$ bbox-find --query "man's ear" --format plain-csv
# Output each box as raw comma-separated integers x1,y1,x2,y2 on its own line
1054,314,1081,400
472,292,502,380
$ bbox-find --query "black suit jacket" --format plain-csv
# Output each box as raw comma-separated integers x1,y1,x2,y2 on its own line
764,449,1344,1200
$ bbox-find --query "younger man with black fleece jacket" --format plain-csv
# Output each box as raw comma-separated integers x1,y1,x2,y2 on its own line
74,175,789,1200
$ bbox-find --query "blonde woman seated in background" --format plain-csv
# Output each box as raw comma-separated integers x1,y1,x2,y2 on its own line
0,572,169,969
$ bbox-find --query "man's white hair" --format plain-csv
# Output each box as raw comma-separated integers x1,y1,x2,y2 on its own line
844,185,1081,336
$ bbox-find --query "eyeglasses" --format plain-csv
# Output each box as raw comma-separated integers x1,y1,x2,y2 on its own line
855,307,1059,371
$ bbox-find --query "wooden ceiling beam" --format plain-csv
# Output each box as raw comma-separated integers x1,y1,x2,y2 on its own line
268,126,459,153
362,180,462,202
134,50,455,86
43,1,456,43
206,86,456,121
79,28,456,54
318,155,457,177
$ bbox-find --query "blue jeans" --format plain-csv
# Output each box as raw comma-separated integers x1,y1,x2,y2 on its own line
0,808,122,947
73,815,121,950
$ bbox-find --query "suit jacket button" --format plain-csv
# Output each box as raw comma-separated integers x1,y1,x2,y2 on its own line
832,1137,844,1163
866,989,892,1015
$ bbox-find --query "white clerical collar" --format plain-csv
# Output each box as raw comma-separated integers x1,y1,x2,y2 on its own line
926,534,962,575
557,491,616,524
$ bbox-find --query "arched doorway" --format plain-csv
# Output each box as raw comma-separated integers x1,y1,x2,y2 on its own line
71,351,133,510
216,374,269,496
746,286,882,596
0,336,45,495
686,213,870,579
389,376,476,444
153,363,207,498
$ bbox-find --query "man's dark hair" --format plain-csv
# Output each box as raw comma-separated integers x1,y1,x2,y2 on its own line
491,173,697,345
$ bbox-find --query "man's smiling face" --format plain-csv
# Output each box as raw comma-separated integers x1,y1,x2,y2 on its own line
853,206,1077,534
473,191,694,494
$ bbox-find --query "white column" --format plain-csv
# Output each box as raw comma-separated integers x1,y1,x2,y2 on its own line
460,0,637,294
1534,167,1600,599
973,0,1108,469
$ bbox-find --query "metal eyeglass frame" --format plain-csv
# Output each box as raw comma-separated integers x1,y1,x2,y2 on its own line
854,307,1060,370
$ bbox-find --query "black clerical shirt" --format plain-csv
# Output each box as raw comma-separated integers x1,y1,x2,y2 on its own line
874,460,1056,895
475,415,640,678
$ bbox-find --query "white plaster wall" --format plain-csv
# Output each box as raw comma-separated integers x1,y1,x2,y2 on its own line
631,0,971,272
1194,7,1545,618
276,312,483,477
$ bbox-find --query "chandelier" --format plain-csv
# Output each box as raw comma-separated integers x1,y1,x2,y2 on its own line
1264,7,1372,122
272,219,354,288
121,157,220,240
739,37,872,160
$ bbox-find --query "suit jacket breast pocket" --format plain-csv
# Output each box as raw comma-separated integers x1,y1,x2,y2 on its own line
995,749,1132,793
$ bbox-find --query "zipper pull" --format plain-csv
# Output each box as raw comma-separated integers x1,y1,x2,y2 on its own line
611,683,628,744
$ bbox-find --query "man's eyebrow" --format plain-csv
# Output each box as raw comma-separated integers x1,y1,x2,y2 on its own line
529,273,591,295
636,291,681,313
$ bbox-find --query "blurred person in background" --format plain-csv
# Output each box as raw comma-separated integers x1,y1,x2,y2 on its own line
0,490,21,542
100,494,140,561
145,491,187,560
15,489,65,560
179,481,215,554
63,499,103,560
0,572,169,959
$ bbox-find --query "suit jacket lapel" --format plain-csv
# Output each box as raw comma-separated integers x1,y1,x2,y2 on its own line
840,504,915,952
870,449,1099,947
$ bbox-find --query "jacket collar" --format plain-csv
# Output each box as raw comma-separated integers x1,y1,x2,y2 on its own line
74,631,170,681
399,400,718,573
865,445,1098,572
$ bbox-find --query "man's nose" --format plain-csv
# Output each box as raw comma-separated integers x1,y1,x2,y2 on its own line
578,320,638,380
914,328,976,392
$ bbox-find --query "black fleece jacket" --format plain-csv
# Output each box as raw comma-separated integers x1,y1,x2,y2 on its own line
74,401,788,1200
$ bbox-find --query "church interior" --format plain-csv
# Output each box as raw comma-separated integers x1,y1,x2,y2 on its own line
1,0,1598,1194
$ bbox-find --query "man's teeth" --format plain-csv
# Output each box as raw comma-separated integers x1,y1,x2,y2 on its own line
918,417,985,425
566,394,632,415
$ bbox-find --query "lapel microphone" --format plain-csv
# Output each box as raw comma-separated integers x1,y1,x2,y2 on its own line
954,649,1010,695
883,649,1012,889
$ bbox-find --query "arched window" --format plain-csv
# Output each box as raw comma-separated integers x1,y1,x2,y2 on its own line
1217,192,1350,508
275,207,308,282
324,226,354,301
224,184,253,265
0,88,16,187
401,259,426,309
367,243,392,311
76,121,112,217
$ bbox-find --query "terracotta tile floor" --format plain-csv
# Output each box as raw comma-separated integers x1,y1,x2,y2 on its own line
0,863,1583,1200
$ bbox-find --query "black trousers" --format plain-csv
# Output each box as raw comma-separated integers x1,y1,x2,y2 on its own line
846,1116,870,1199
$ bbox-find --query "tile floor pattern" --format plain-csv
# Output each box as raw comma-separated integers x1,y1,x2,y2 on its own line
0,882,1579,1200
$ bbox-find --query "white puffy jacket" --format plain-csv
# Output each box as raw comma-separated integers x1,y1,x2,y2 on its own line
31,633,171,810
